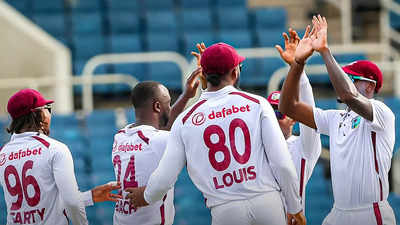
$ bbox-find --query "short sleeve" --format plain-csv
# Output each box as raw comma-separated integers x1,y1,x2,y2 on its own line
313,108,335,136
367,99,395,131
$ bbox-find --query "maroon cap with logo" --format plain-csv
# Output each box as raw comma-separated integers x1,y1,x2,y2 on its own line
7,89,54,120
267,91,281,106
342,60,383,93
200,42,245,75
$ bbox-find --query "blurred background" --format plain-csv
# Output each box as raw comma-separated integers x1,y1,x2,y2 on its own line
0,0,400,224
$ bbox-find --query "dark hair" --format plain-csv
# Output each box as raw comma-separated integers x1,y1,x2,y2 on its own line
206,74,223,87
7,111,43,134
131,81,162,109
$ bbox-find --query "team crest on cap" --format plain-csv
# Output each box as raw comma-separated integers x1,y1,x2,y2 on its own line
0,153,6,166
192,112,206,126
271,93,280,100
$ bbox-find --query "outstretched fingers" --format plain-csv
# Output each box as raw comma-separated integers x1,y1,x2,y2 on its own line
275,45,284,55
283,32,289,46
200,42,206,53
187,67,202,85
312,16,319,31
319,15,328,28
108,193,122,202
309,24,316,40
302,25,311,39
289,28,299,44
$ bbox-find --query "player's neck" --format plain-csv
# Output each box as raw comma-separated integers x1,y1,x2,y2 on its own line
207,81,234,92
18,126,40,134
134,118,160,130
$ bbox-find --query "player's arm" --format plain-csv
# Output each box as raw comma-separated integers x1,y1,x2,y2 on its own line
276,28,321,159
261,99,301,213
126,121,187,207
312,15,373,121
298,71,322,159
279,25,317,129
164,68,201,130
52,145,88,225
82,182,122,206
260,100,306,224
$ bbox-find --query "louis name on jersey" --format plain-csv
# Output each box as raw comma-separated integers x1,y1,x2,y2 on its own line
207,104,257,189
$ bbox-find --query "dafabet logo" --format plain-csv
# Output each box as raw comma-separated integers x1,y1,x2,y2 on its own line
192,112,206,126
0,153,6,166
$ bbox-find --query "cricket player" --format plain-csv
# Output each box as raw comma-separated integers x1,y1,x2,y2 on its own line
0,89,121,225
112,70,201,225
269,28,322,213
125,42,306,225
279,15,396,225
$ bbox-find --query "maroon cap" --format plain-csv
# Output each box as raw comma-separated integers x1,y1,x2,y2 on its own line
342,60,383,93
200,42,245,75
7,89,54,120
267,91,281,106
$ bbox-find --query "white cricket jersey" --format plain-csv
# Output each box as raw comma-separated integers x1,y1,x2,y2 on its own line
0,132,92,225
287,72,321,212
313,99,395,209
144,86,302,214
112,125,174,225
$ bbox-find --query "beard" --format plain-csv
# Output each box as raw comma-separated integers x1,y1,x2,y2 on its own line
159,112,169,128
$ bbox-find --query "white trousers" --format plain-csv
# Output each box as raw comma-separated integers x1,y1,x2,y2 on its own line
322,201,396,225
210,191,287,225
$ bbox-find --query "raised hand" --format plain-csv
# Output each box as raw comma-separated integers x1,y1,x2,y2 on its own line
294,25,316,65
126,186,149,209
191,42,206,66
191,42,207,89
311,15,328,52
182,67,202,99
91,181,122,203
275,28,301,65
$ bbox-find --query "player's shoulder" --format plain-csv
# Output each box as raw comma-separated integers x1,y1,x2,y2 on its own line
151,129,170,141
370,99,395,117
32,134,71,154
314,107,344,118
114,126,129,140
228,89,264,105
179,98,208,126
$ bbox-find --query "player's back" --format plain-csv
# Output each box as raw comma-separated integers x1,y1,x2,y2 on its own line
112,125,174,225
0,132,72,225
178,86,282,207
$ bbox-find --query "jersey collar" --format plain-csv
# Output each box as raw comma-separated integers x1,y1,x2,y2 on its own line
11,132,40,141
125,124,157,135
199,85,237,100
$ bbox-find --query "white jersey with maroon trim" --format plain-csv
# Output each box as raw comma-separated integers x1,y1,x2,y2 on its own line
286,72,321,213
0,132,90,225
112,125,174,225
313,99,395,209
144,86,302,214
